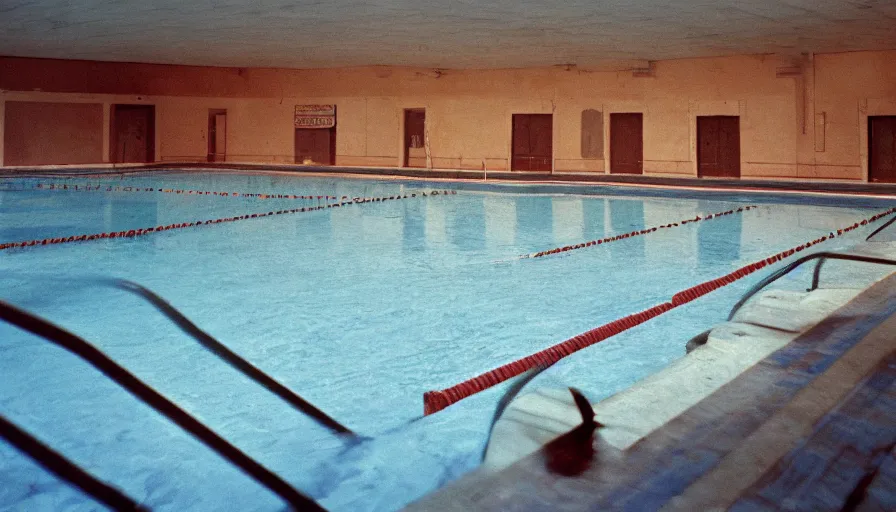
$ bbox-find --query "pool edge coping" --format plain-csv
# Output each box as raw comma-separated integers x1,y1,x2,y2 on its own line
2,162,896,201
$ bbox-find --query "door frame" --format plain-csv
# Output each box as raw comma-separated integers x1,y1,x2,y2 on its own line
608,112,644,174
294,127,336,165
509,112,554,172
600,102,645,174
696,115,741,179
867,115,896,183
403,108,426,168
109,104,156,163
688,100,743,178
860,99,896,182
507,107,554,172
207,108,227,162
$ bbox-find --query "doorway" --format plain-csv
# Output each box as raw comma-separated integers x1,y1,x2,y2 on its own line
294,128,335,165
511,114,552,172
697,116,741,178
110,104,155,163
207,109,227,162
869,116,896,183
404,109,426,168
609,113,643,174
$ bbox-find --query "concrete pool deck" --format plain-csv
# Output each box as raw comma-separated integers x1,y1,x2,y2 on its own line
407,271,896,511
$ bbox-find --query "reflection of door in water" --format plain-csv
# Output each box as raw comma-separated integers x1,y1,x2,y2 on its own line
514,195,553,245
294,128,335,165
869,116,896,183
583,198,606,240
608,199,645,257
110,200,158,232
448,195,485,251
207,109,227,162
610,113,643,174
697,116,740,178
512,114,552,171
698,200,742,263
404,109,426,168
111,105,155,163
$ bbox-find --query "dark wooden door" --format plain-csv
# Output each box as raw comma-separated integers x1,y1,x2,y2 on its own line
294,128,335,165
207,109,227,162
697,116,741,178
511,114,552,171
610,113,643,174
869,116,896,183
404,109,426,167
111,104,154,163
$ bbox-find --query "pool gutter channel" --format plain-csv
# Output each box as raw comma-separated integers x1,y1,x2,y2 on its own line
3,162,896,200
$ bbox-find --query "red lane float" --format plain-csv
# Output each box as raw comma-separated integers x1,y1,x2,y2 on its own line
423,301,675,415
0,190,458,252
35,182,336,201
35,182,340,200
33,182,458,203
522,205,759,259
424,205,896,415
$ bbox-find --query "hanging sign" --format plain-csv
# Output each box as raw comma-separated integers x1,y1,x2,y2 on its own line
295,105,336,128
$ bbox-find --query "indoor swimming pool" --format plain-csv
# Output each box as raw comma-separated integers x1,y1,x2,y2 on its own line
1,170,894,511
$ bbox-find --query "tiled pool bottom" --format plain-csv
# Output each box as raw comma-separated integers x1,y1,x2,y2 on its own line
1,171,895,511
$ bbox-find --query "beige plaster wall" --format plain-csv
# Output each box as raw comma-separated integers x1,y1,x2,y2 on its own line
3,100,104,166
1,50,894,180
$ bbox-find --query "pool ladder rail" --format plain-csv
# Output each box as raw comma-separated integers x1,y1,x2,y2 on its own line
0,414,148,511
0,279,538,511
685,249,896,353
727,251,896,322
0,283,348,511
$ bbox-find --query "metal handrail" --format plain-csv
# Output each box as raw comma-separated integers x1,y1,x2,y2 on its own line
866,215,896,241
0,300,324,511
103,278,354,436
727,252,896,321
0,415,147,511
481,365,551,461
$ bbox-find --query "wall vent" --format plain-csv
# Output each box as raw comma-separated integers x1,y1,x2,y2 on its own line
776,66,803,78
632,61,655,77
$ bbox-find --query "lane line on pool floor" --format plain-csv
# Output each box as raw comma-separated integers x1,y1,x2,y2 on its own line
0,190,458,252
511,205,759,261
424,206,896,414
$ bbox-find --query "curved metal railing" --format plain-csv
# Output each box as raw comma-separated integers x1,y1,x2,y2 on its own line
727,252,896,321
0,300,325,511
0,415,147,511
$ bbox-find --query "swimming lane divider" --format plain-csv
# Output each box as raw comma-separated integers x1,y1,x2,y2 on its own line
0,190,458,252
423,206,896,415
517,205,759,260
34,182,341,201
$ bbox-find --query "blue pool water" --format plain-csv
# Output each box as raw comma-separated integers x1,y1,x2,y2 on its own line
0,171,893,511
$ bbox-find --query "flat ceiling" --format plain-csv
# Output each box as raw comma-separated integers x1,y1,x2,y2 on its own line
1,1,895,69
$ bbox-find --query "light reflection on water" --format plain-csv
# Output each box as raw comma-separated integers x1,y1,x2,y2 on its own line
0,172,891,511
